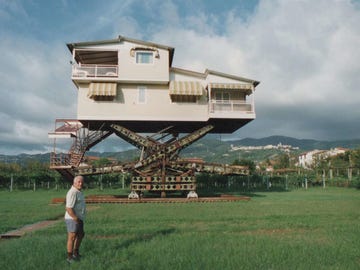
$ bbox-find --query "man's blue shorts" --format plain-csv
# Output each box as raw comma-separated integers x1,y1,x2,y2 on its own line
65,219,84,234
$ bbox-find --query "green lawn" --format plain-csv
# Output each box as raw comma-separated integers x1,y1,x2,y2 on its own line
0,190,65,234
0,187,359,269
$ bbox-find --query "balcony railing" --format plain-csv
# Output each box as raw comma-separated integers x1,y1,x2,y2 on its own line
50,152,70,167
209,100,253,113
72,64,118,78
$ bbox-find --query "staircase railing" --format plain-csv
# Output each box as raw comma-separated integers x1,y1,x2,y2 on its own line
68,129,113,167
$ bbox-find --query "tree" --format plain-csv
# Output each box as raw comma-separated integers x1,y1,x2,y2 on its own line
0,162,21,188
232,159,256,174
91,157,113,167
349,149,360,168
274,153,290,169
24,160,51,190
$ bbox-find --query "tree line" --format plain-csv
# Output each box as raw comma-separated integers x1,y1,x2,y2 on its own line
1,149,360,191
0,159,132,191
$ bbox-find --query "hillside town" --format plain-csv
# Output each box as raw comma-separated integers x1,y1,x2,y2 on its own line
230,143,348,169
230,143,299,152
297,147,348,169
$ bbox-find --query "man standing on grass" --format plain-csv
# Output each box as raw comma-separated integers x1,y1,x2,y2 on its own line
64,175,86,263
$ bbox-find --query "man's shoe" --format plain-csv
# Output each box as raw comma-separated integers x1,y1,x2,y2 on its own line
67,257,75,264
73,254,81,261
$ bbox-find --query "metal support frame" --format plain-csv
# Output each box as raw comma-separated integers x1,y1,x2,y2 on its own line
50,121,250,197
110,124,213,197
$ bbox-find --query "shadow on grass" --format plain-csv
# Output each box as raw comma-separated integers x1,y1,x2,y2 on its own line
87,186,291,200
197,187,292,198
115,228,176,250
198,192,266,198
88,191,271,199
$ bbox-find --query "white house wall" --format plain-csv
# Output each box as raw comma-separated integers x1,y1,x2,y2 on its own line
118,41,169,83
170,71,204,81
70,37,258,128
77,84,209,121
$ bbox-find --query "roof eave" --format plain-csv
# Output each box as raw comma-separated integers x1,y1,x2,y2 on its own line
206,69,260,87
170,67,207,79
66,37,122,52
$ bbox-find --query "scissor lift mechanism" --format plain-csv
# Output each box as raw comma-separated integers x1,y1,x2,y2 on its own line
50,121,249,198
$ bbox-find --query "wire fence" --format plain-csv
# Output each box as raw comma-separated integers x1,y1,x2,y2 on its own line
1,171,359,192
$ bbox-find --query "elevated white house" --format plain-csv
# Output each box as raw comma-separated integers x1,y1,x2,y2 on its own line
65,35,259,134
49,35,260,196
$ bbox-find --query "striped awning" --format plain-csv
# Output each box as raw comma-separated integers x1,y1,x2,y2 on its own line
169,81,203,96
209,83,253,94
88,82,117,98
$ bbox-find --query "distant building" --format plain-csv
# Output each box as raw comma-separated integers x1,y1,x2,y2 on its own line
298,147,348,169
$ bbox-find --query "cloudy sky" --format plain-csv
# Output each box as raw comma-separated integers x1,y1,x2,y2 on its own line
0,0,359,155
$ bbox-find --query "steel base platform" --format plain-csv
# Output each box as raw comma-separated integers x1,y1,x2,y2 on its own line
51,194,250,204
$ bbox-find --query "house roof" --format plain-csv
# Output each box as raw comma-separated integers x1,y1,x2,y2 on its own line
67,35,175,66
206,69,260,87
170,67,260,87
67,35,260,87
170,67,206,78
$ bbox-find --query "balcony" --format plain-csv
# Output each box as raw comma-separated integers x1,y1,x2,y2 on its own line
72,64,118,79
209,100,255,118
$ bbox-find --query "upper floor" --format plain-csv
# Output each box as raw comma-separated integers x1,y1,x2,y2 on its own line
68,35,174,84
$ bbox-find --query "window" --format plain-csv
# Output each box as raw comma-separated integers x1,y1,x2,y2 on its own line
213,91,231,112
215,92,230,103
136,51,153,64
137,86,146,104
171,95,197,103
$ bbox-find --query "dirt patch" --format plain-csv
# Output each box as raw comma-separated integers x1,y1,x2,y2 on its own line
51,197,65,204
90,235,120,239
87,205,101,211
1,206,100,240
1,219,62,239
241,228,306,236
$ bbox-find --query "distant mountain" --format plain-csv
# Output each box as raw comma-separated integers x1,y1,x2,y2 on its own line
0,153,51,166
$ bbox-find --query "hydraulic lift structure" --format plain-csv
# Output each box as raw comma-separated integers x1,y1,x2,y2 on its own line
49,120,249,198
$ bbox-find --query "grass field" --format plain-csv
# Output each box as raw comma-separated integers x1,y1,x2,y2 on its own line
0,187,359,270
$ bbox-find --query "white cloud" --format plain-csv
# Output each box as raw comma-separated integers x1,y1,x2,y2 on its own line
238,0,360,102
156,0,360,140
0,35,77,154
0,0,359,154
220,0,360,140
